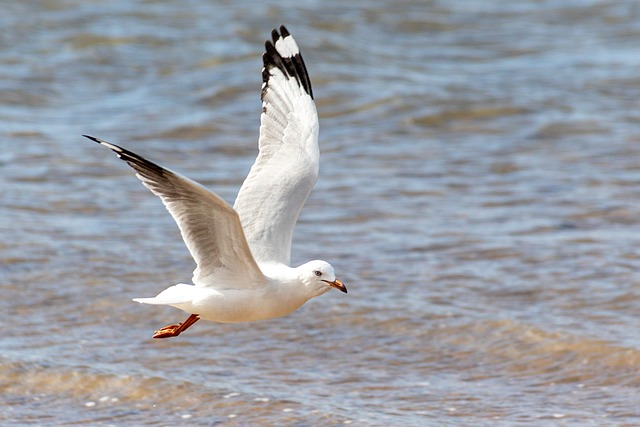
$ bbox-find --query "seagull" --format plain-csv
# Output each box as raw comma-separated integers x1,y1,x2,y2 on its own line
85,26,346,339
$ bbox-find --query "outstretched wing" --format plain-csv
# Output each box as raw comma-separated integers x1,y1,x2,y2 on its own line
233,25,319,266
85,135,266,289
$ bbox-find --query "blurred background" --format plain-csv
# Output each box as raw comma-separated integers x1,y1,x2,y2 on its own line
1,0,640,425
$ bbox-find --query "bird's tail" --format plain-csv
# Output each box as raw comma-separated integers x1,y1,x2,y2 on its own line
133,283,194,305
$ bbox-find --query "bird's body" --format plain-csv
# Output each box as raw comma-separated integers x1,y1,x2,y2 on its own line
86,26,346,339
134,261,337,324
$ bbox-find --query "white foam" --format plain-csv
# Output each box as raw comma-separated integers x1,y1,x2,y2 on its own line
224,392,240,399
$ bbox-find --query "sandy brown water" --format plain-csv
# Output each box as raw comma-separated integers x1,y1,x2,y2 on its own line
2,1,640,425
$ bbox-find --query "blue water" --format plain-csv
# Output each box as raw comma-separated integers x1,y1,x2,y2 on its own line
2,1,640,425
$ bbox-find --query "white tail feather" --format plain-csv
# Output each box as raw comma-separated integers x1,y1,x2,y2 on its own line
132,283,194,305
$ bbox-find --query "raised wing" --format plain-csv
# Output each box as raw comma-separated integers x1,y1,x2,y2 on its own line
233,26,319,266
84,135,266,289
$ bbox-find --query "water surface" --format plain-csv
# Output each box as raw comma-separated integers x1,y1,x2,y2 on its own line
2,1,640,425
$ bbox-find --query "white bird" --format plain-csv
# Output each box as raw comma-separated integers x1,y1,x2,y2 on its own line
85,26,346,339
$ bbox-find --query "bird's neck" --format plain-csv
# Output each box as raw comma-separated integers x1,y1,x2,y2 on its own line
262,263,326,303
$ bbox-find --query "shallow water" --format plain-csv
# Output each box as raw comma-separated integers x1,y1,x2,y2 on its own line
2,0,640,425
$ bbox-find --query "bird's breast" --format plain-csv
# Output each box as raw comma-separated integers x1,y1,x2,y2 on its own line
191,286,307,323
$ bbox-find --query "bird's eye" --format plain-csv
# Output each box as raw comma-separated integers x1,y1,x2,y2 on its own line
314,270,322,277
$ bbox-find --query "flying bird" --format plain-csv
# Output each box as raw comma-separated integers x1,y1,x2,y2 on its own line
85,26,346,339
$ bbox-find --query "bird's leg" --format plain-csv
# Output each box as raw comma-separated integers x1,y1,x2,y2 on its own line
152,314,200,339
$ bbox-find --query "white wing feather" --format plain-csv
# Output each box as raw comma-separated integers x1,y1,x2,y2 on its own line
233,26,319,266
85,135,266,289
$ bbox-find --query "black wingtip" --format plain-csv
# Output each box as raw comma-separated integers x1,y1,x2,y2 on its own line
262,25,314,100
85,134,166,176
83,134,100,143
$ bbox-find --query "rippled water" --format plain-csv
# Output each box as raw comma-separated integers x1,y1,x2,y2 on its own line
2,1,640,425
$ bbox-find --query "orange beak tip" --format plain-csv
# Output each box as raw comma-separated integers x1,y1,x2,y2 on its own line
323,279,347,293
333,279,348,294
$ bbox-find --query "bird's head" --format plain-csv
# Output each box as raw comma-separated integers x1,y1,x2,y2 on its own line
299,260,347,295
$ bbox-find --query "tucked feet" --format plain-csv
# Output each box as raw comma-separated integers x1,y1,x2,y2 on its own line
152,314,200,339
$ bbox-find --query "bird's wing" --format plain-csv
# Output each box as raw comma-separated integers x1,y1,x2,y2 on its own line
233,26,319,266
85,135,266,289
